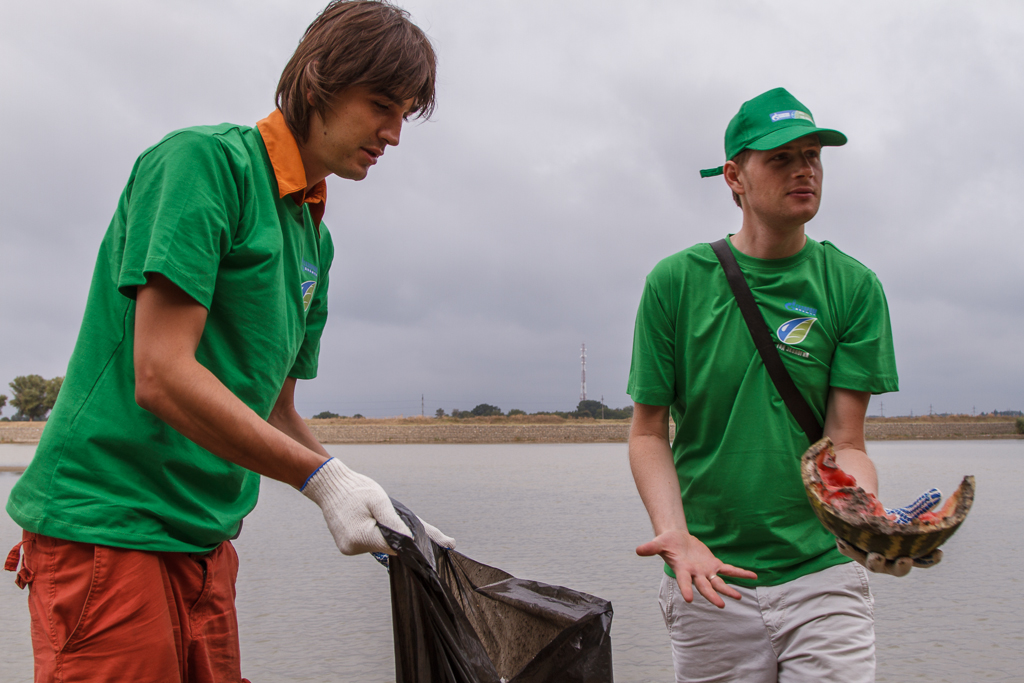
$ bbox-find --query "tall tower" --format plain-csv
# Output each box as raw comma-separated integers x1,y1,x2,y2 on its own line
580,343,587,402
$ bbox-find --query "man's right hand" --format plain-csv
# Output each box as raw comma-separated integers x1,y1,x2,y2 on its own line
301,458,455,556
636,529,757,608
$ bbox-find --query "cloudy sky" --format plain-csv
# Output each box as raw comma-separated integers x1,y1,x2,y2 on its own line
1,0,1021,418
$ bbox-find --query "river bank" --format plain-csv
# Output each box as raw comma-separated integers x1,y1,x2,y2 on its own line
1,416,1019,450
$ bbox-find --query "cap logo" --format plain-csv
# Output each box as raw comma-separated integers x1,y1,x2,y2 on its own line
770,110,814,124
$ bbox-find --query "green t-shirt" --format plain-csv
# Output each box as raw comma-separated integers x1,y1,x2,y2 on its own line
7,123,333,552
627,237,898,586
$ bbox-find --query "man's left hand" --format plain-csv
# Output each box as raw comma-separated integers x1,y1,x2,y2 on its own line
836,538,943,577
837,486,946,577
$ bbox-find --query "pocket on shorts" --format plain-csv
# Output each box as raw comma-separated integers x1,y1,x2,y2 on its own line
658,572,676,628
60,545,110,653
847,562,874,619
27,535,101,654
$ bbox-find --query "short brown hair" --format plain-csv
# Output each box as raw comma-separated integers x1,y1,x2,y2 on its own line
276,1,437,142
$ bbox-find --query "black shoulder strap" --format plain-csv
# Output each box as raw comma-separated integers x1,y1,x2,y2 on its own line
709,239,824,443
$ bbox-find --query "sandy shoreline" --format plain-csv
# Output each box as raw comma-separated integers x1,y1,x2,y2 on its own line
1,418,1019,448
0,420,1018,475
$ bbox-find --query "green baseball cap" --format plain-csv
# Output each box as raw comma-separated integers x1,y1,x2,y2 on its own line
699,87,847,178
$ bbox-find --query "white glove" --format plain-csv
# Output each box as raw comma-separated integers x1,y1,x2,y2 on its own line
837,487,945,577
301,458,455,556
885,488,943,524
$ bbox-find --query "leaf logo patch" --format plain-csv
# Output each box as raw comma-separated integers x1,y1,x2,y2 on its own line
301,281,317,311
776,317,816,345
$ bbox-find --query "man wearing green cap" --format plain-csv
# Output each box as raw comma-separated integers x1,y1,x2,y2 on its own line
627,88,935,681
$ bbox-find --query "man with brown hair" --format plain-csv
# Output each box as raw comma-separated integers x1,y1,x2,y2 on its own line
5,2,450,679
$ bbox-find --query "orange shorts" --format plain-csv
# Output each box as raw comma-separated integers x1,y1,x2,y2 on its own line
6,531,249,683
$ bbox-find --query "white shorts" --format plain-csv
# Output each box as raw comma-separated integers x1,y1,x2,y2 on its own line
658,562,875,683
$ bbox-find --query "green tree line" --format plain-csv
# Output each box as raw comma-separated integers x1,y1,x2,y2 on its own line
442,400,633,420
312,400,634,420
311,400,635,421
1,375,64,421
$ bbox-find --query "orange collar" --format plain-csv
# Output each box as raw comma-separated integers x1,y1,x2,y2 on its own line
256,109,326,229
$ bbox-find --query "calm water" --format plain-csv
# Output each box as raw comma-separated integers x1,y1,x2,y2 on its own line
1,440,1020,682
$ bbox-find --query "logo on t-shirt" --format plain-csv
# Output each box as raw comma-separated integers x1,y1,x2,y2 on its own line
301,259,318,311
777,317,816,345
784,300,817,316
301,281,317,311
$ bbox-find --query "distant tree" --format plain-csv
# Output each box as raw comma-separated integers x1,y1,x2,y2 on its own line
1016,417,1024,435
507,408,526,416
352,413,364,419
573,400,632,419
435,408,446,418
575,400,605,418
43,376,64,414
9,375,58,421
313,411,341,419
605,404,634,420
0,394,6,417
471,403,502,417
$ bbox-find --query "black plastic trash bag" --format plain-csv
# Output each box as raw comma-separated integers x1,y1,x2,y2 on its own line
380,500,614,683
